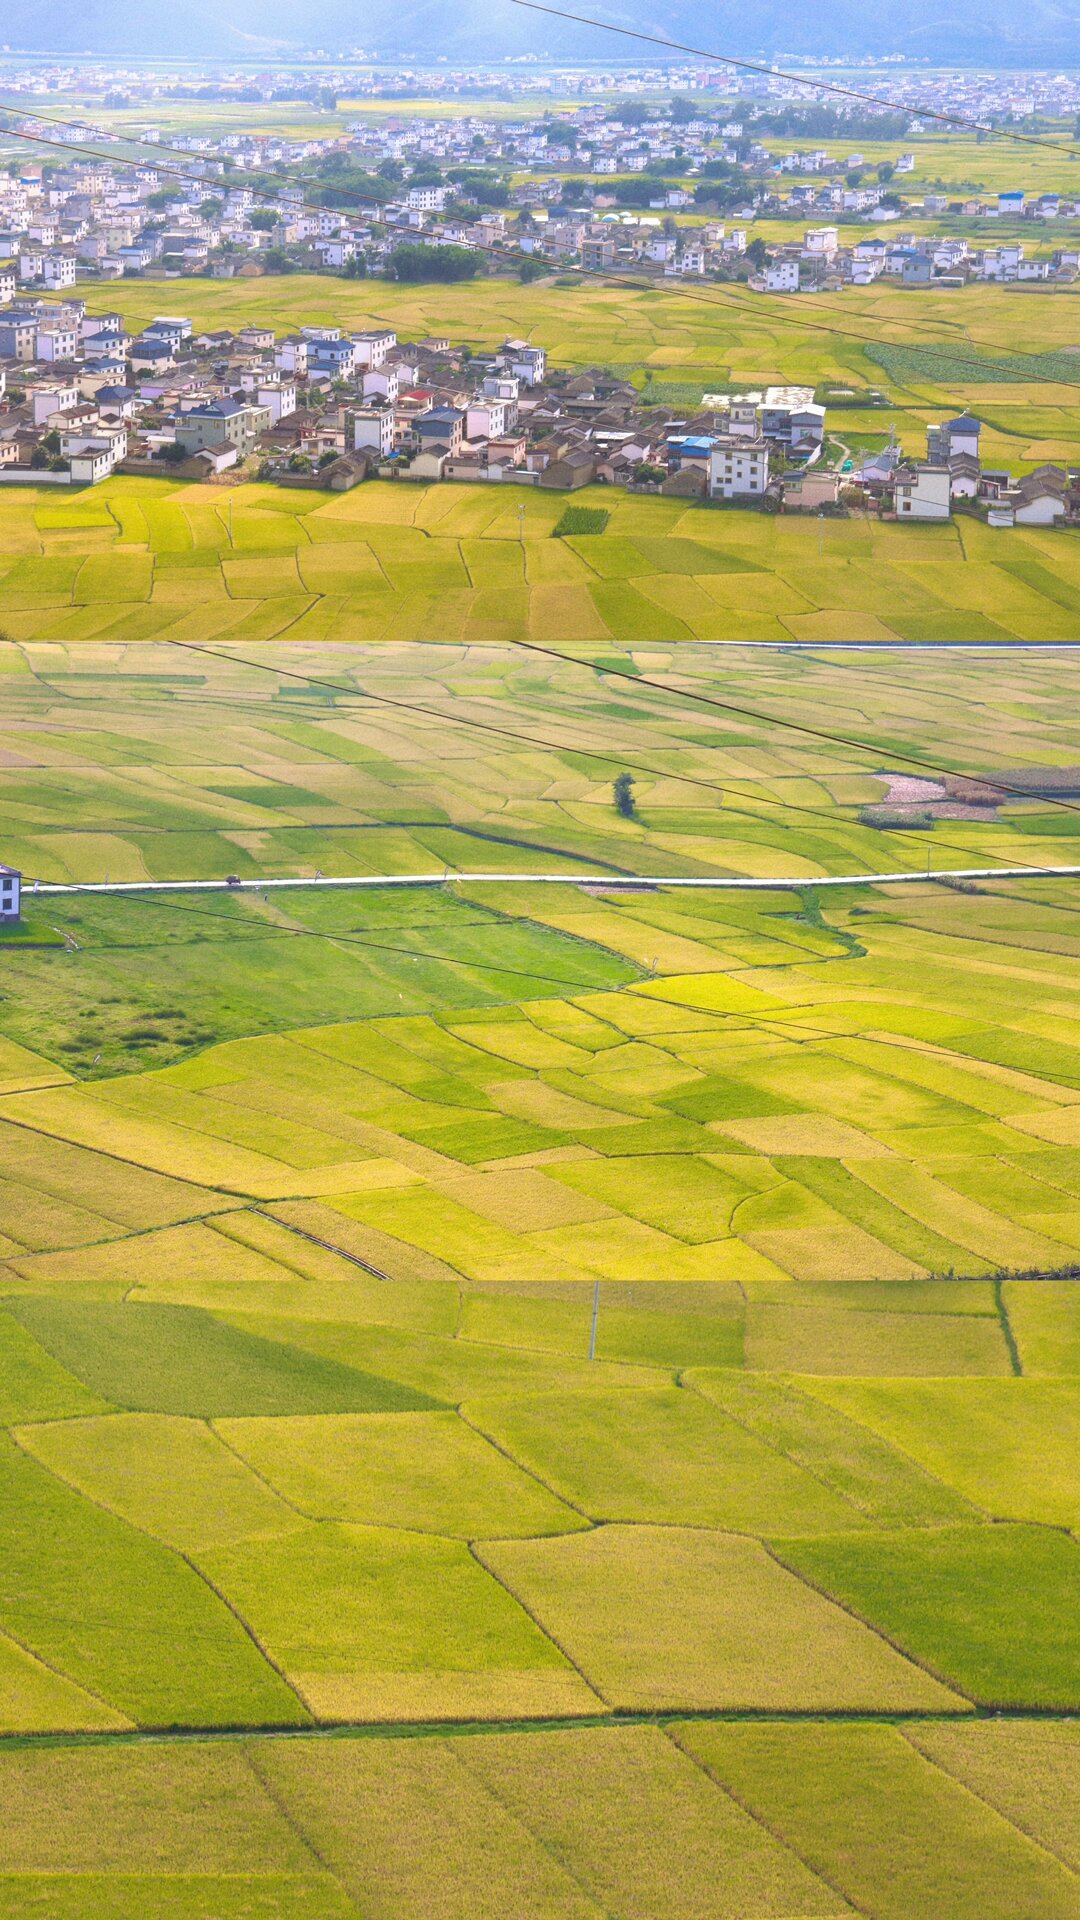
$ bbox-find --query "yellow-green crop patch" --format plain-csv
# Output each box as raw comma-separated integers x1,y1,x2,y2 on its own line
466,1384,868,1531
776,1524,1080,1708
19,1413,302,1554
7,1298,441,1417
198,1521,602,1723
677,1720,1079,1920
0,1431,307,1728
215,1409,586,1537
479,1525,962,1711
797,1377,1080,1525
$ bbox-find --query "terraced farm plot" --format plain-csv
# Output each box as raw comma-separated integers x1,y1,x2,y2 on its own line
4,466,1080,641
199,1521,601,1722
19,1413,303,1554
251,1736,608,1920
0,1431,306,1728
0,1741,352,1919
0,1629,131,1736
678,1720,1080,1920
452,1724,847,1920
743,1298,1013,1375
0,1311,111,1424
479,1525,962,1711
906,1720,1080,1870
467,1384,868,1531
7,1297,439,1417
798,1377,1080,1525
687,1371,982,1525
215,1409,586,1537
777,1524,1080,1707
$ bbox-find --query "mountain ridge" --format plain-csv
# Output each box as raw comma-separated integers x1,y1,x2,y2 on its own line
2,0,1080,66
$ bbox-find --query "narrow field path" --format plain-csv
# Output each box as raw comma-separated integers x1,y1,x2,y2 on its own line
26,865,1080,897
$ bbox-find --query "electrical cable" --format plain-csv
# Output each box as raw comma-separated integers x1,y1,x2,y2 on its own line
1,99,1078,393
150,636,1080,882
507,0,1080,160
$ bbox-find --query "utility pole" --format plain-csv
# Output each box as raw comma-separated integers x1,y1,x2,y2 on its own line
589,1278,600,1360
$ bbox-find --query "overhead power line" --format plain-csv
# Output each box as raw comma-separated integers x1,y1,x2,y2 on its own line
157,638,1080,882
508,0,1080,161
2,100,1080,394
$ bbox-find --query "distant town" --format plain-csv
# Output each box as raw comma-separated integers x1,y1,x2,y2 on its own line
0,88,1076,301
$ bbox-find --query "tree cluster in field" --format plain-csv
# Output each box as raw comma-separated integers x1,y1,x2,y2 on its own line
749,105,911,140
389,244,481,282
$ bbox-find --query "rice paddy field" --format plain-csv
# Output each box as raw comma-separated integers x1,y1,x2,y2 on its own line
6,468,1080,646
2,534,1080,1905
97,272,1080,476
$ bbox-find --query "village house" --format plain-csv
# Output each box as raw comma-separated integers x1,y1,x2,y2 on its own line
893,464,952,520
0,864,21,923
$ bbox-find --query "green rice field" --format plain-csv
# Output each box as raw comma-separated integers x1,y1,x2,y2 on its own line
93,265,1080,481
3,469,1080,646
1,525,1079,1906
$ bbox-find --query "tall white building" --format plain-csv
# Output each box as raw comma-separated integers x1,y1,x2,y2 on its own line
0,864,20,922
709,436,770,500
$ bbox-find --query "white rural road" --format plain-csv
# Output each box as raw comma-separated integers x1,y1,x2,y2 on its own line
25,865,1080,896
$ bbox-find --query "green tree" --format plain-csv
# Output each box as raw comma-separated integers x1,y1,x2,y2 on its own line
389,244,481,284
613,773,636,818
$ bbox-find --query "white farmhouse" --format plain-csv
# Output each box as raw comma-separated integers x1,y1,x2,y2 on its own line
0,863,20,921
893,464,952,520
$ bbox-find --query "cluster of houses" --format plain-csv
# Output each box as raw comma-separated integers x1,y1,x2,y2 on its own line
0,298,1071,526
0,303,830,495
755,221,1078,293
0,89,1076,297
850,416,1073,527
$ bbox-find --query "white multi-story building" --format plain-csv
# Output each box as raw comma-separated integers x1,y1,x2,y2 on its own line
352,328,397,370
255,381,297,425
0,864,19,922
466,399,509,440
893,464,952,520
498,339,545,385
804,226,839,257
353,407,394,455
275,336,309,377
709,436,770,500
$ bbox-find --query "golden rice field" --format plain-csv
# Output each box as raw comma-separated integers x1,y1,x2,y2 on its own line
4,472,1080,647
98,270,1080,472
1,603,1078,1909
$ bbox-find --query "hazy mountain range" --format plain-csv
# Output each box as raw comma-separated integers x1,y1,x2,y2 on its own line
3,0,1080,65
